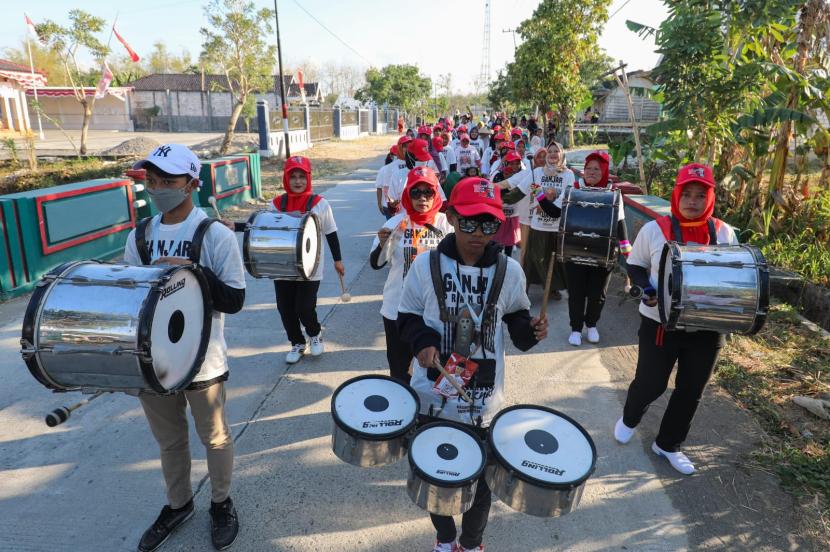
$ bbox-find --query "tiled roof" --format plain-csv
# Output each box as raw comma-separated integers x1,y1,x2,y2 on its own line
126,73,317,97
0,59,47,75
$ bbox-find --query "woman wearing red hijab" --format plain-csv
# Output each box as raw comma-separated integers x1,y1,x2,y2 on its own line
615,163,738,475
369,166,454,383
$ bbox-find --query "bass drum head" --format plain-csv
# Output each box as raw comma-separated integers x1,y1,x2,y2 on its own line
148,267,210,391
409,422,485,486
489,405,596,488
658,242,681,329
331,375,419,439
299,213,321,279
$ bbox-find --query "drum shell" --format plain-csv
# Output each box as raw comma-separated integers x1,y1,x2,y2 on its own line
407,468,479,516
658,243,769,334
330,374,420,468
20,261,211,394
485,461,586,517
243,210,321,280
557,188,620,268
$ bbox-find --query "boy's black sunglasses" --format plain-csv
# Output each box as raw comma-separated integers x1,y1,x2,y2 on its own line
457,216,501,235
409,188,436,199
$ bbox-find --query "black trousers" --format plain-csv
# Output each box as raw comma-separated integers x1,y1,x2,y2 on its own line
419,415,491,549
565,263,613,331
622,316,725,452
274,280,321,345
383,316,412,384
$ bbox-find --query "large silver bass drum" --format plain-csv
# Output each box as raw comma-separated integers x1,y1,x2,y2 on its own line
658,242,769,334
21,261,212,394
243,210,321,280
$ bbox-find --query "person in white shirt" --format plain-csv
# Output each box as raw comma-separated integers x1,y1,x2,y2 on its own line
397,177,547,552
386,138,446,206
615,163,738,476
467,126,485,157
376,135,413,219
369,167,454,383
454,133,481,175
126,144,245,552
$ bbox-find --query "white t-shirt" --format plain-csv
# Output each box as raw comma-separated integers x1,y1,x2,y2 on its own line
371,212,454,320
268,197,337,281
481,147,495,175
468,138,484,156
455,146,481,171
398,252,531,426
442,146,456,168
386,160,447,203
124,208,246,383
507,167,576,231
627,219,738,323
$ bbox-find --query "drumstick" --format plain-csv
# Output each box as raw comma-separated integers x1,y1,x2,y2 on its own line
540,252,557,321
431,359,473,404
207,196,221,219
45,392,105,427
338,273,351,302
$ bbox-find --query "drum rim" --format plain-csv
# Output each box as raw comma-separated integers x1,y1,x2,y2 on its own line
487,403,597,490
21,260,85,391
330,374,420,440
241,209,264,278
137,264,213,394
295,212,321,280
408,421,486,488
657,241,683,330
747,245,770,335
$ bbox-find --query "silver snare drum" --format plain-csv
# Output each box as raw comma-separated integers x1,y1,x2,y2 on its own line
407,422,486,516
486,405,596,517
243,210,321,280
331,375,420,468
658,243,769,334
21,261,212,394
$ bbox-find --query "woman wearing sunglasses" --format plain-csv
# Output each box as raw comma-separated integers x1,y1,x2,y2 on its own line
369,166,454,384
397,177,548,552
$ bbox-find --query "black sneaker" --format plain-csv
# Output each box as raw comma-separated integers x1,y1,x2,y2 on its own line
137,500,194,552
209,497,239,550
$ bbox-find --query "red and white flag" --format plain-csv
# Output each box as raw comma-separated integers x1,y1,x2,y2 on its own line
95,61,114,99
24,13,39,40
113,25,140,63
298,70,306,103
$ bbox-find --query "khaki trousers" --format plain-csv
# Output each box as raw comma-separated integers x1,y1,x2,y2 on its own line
140,382,233,508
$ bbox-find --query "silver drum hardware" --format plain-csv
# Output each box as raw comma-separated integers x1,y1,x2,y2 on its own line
486,405,597,517
243,210,321,280
407,422,486,516
658,242,769,334
331,375,420,468
557,187,622,268
21,261,211,394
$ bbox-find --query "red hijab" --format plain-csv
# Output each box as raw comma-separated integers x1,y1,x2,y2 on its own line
275,156,321,213
580,151,610,187
400,166,442,226
661,163,717,244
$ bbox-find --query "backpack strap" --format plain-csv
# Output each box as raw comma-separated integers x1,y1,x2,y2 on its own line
306,194,318,211
429,249,450,322
280,194,288,212
188,218,218,265
482,254,508,328
135,216,153,265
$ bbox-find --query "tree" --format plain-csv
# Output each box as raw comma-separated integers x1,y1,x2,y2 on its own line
3,40,70,85
200,0,276,155
355,64,431,110
145,41,194,74
37,10,110,155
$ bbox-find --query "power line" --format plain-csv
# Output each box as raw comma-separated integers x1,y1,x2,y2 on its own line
608,0,633,20
289,0,373,66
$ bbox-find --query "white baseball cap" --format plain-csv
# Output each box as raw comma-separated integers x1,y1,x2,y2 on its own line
133,143,201,180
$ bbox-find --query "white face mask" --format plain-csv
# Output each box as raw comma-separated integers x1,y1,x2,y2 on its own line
147,181,193,213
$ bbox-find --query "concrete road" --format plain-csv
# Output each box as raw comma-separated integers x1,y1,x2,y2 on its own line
0,159,809,551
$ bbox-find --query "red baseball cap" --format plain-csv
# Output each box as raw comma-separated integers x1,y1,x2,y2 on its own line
510,128,522,137
431,137,444,152
493,125,502,132
458,125,468,133
499,141,516,151
504,151,522,163
406,165,440,188
493,133,506,141
397,135,413,146
449,177,505,222
459,133,470,142
389,146,398,155
408,138,432,162
676,163,715,188
433,125,443,133
417,125,432,136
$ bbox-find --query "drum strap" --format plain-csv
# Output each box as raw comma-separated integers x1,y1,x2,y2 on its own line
669,216,719,245
429,249,449,322
279,194,319,213
135,217,153,265
188,218,218,265
428,249,507,325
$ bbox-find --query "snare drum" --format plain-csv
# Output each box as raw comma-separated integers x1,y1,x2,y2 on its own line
243,210,321,279
658,242,769,334
331,375,420,468
557,187,622,268
407,422,486,516
21,261,211,394
486,405,596,517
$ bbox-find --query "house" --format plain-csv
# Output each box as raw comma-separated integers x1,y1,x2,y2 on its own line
25,86,134,131
0,59,45,135
126,73,323,132
590,70,661,123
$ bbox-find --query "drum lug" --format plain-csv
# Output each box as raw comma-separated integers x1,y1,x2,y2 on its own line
20,338,36,360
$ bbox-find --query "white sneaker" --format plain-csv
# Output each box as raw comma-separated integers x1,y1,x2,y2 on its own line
432,541,455,552
614,417,635,444
586,326,600,343
568,331,582,346
651,442,696,475
309,335,324,356
285,343,306,364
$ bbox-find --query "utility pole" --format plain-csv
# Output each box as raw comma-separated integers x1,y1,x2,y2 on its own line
502,28,517,51
274,0,290,157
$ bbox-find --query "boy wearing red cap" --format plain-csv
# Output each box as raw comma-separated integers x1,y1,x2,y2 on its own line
397,177,548,552
615,163,738,475
385,138,445,208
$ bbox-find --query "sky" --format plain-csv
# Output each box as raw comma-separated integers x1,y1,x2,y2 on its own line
1,0,669,94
